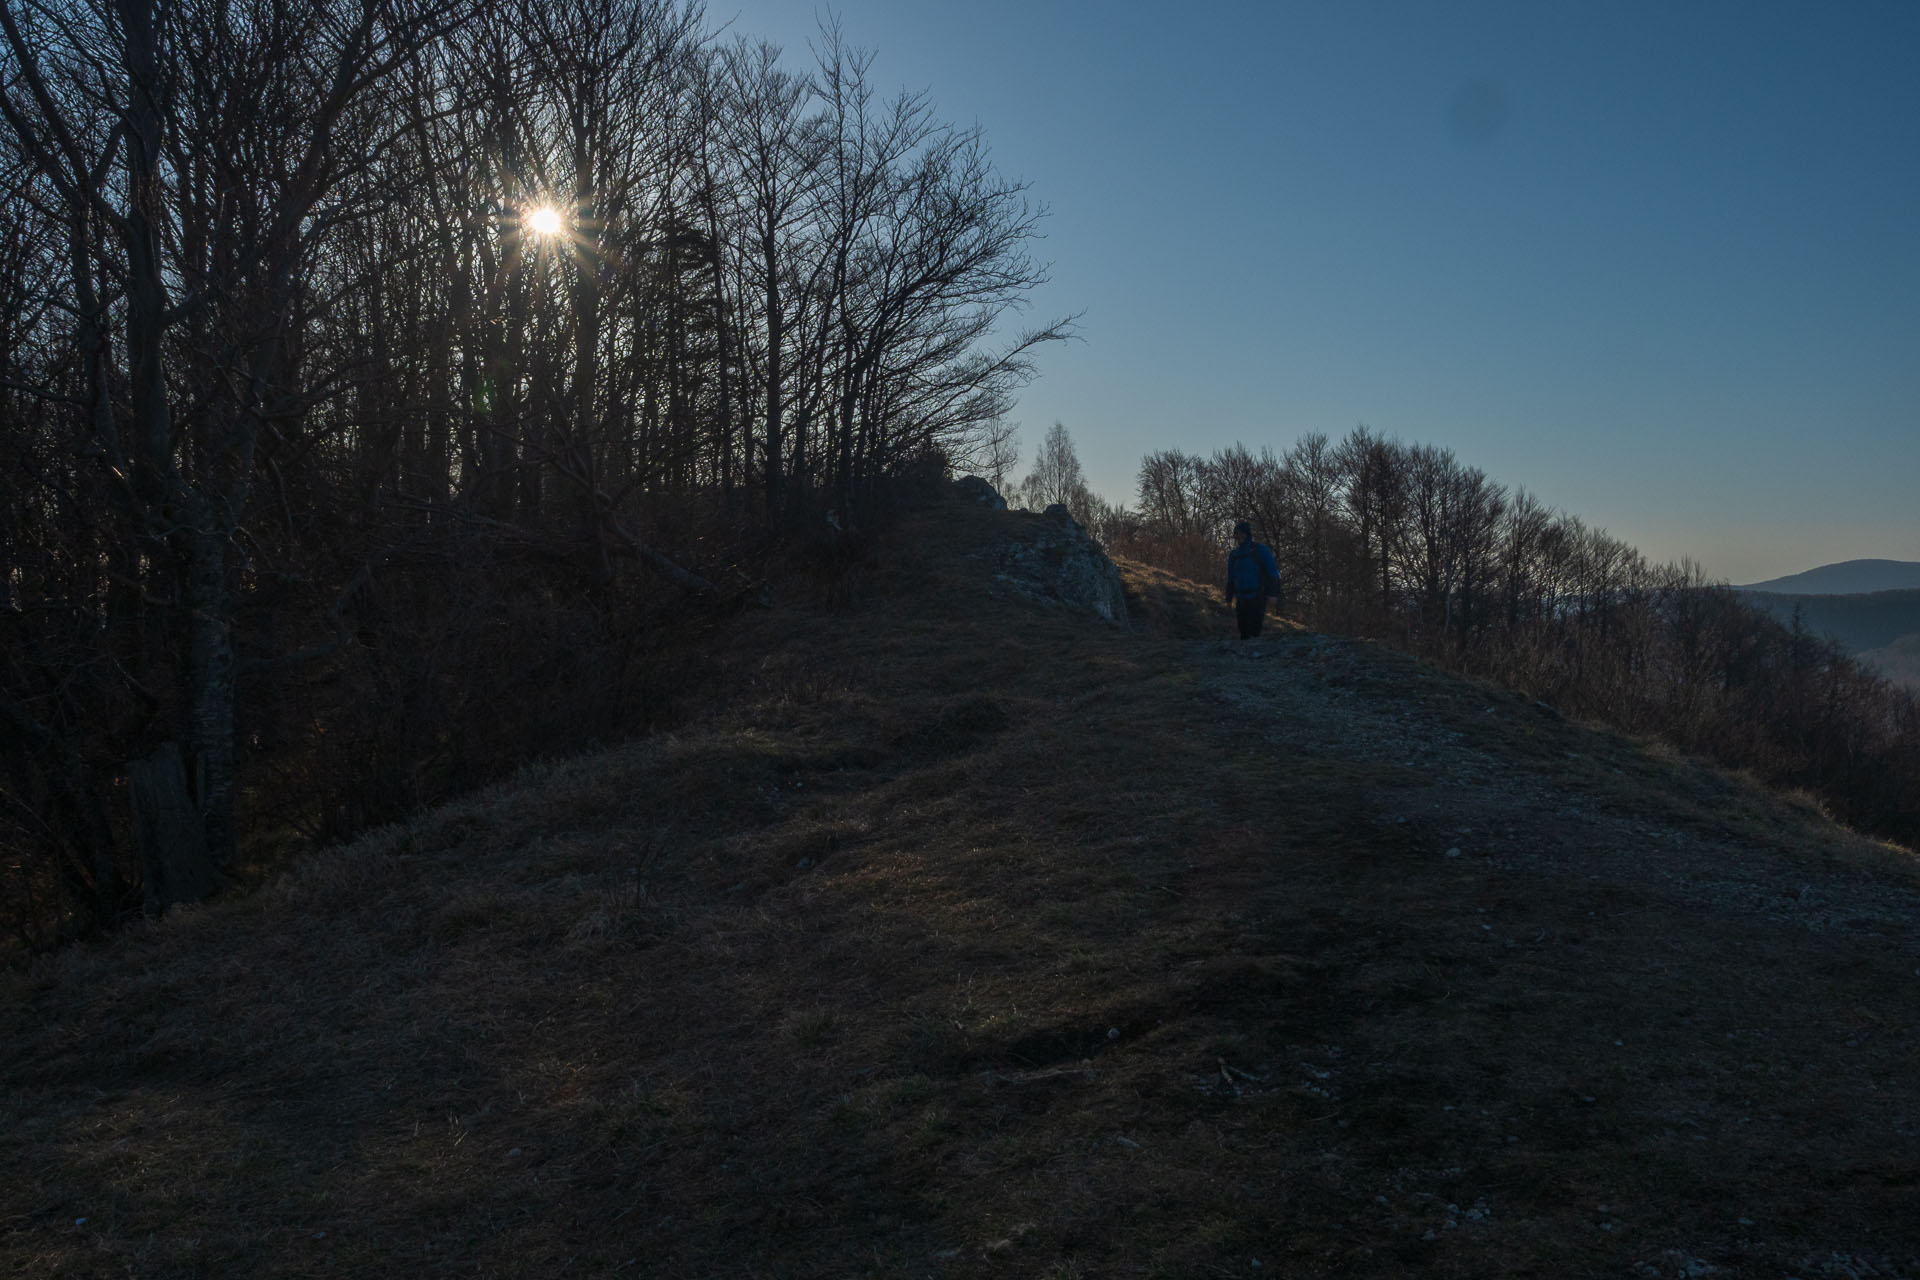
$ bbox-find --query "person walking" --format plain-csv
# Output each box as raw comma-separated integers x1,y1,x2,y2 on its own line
1223,520,1281,642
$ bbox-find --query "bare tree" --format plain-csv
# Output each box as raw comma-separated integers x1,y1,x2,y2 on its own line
0,0,1077,945
1021,421,1092,513
1205,443,1287,558
1,0,464,898
1282,432,1343,617
1135,448,1210,539
951,416,1020,496
1335,426,1406,621
716,36,823,517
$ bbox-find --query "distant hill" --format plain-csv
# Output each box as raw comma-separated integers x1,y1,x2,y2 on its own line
1739,558,1920,594
1736,587,1920,655
1858,631,1920,691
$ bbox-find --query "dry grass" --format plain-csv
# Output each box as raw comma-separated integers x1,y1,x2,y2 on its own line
4,496,1919,1278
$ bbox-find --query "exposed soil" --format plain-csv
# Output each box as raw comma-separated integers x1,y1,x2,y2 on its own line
4,498,1917,1278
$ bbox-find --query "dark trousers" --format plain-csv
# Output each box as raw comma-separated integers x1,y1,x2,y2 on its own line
1234,594,1265,640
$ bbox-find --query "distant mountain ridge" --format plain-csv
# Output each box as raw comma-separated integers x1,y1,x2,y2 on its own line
1739,558,1920,595
1736,588,1920,666
1736,561,1920,682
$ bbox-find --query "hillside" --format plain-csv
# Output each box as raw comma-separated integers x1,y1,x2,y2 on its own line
5,495,1919,1279
1740,560,1920,595
1736,587,1920,658
1859,632,1920,692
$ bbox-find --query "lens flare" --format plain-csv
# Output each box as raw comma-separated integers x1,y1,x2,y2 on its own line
526,206,564,236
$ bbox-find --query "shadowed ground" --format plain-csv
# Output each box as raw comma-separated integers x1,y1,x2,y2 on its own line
4,498,1918,1278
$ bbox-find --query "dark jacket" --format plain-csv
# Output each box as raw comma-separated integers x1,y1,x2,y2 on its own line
1226,540,1280,599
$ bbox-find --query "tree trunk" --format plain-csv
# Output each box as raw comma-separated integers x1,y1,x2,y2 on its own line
130,742,220,912
115,0,173,505
181,517,239,867
762,232,784,517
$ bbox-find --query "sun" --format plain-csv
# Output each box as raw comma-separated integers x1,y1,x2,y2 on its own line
526,206,564,236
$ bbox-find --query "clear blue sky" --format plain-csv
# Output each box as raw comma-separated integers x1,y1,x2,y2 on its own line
728,0,1920,584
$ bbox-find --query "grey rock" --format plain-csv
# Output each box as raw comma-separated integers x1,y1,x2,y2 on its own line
992,505,1131,629
953,475,1008,509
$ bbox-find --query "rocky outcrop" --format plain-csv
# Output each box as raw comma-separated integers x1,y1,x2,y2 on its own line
954,475,1009,510
992,503,1131,629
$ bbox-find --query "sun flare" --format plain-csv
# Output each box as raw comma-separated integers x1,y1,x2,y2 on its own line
526,206,564,236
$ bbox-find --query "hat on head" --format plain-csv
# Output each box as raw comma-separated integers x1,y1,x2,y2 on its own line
1232,520,1252,538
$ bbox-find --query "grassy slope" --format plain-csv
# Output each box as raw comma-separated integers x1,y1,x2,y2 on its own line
4,498,1919,1279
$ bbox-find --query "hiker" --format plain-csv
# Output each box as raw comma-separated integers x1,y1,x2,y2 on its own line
1223,520,1282,641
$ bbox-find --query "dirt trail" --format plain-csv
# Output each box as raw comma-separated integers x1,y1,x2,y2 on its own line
1181,625,1920,1277
1212,627,1920,937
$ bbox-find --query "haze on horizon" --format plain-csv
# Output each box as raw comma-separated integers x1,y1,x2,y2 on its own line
735,0,1920,585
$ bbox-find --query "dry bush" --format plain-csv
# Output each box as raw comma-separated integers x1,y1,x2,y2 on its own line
244,525,719,861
